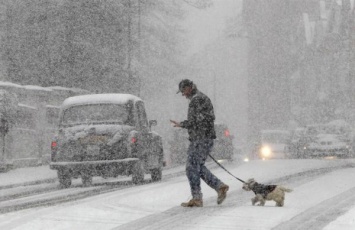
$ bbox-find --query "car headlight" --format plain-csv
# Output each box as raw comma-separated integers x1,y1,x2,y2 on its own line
260,146,271,157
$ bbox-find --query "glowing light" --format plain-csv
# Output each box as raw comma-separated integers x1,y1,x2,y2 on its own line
260,146,271,157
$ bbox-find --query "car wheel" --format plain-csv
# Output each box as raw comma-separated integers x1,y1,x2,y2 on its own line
81,174,93,187
151,168,162,182
227,152,234,161
132,161,144,184
58,170,71,188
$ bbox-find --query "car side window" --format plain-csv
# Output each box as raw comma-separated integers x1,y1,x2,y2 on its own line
136,101,148,130
125,101,135,126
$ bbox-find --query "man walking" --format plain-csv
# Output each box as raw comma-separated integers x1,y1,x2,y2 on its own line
170,79,229,207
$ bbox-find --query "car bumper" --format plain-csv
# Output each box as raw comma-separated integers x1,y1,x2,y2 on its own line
50,158,139,171
305,148,350,157
259,151,287,159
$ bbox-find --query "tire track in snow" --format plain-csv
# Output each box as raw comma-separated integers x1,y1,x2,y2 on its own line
272,182,355,230
115,165,350,230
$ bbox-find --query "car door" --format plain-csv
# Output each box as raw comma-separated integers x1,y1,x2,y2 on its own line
135,101,160,168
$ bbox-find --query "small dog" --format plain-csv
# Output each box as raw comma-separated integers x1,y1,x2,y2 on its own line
242,178,292,207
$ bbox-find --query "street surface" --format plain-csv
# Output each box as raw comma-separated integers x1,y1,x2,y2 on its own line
0,159,354,230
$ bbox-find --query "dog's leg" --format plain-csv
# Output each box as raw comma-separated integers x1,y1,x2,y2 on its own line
255,194,265,206
275,195,285,207
251,197,257,206
275,199,284,206
277,200,284,207
259,198,265,206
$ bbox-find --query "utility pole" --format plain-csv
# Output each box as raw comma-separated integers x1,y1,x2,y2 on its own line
213,69,217,115
137,0,142,97
64,0,76,88
5,3,12,81
43,0,54,86
127,0,132,72
341,0,354,121
349,2,355,121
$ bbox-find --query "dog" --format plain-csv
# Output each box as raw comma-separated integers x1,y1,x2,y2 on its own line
242,178,292,207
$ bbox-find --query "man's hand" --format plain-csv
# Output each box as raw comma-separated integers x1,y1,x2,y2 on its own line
170,120,181,128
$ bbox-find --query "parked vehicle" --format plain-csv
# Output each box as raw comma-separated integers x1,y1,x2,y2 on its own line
253,130,291,160
169,123,234,165
0,90,17,172
50,94,164,187
287,127,306,158
302,120,353,158
213,123,235,160
0,81,89,169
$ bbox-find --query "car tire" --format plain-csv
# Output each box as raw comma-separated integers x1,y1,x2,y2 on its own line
58,170,71,188
81,174,93,187
151,168,162,182
227,152,234,161
132,161,144,184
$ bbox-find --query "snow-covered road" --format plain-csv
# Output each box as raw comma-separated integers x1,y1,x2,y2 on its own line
0,159,354,230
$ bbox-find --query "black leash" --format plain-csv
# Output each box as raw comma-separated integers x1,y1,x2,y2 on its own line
208,153,246,183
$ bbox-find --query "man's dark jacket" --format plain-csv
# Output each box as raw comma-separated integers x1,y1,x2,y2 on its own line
180,89,216,141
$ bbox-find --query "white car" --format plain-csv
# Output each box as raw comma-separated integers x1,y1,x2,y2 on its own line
304,133,353,158
253,130,291,160
303,121,353,158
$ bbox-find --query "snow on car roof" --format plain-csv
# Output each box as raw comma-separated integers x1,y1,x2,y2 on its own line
61,93,142,109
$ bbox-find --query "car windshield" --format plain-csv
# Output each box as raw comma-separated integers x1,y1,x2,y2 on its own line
61,104,129,126
306,125,349,136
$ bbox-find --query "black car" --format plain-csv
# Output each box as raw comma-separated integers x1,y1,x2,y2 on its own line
50,94,164,187
169,123,234,165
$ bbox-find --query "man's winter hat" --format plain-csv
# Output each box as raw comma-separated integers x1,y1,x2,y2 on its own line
177,79,193,94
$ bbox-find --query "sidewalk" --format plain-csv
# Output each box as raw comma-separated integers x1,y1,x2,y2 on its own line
0,165,57,189
0,163,187,190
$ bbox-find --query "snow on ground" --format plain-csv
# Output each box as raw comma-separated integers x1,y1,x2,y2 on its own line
0,166,57,187
324,207,355,230
0,159,354,229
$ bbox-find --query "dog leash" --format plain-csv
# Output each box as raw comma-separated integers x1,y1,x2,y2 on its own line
208,153,246,183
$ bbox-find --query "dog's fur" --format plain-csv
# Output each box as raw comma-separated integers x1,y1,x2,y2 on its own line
242,178,292,207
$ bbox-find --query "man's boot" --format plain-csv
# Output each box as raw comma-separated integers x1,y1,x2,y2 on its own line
181,198,203,207
217,184,229,204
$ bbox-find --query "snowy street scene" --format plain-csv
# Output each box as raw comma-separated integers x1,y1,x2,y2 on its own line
0,159,355,229
0,0,354,229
